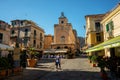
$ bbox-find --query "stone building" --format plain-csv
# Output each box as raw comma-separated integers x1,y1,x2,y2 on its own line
10,20,44,52
0,20,11,45
0,20,12,57
51,12,77,54
44,34,53,49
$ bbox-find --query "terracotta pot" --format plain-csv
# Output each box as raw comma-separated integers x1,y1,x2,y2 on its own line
0,70,7,77
7,69,12,76
92,63,96,67
27,59,37,67
13,67,21,74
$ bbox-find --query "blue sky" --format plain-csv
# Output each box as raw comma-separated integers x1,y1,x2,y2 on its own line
0,0,119,37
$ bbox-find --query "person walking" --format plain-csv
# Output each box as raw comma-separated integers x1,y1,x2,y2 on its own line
55,54,61,70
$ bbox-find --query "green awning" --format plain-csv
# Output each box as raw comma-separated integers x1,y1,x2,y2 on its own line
86,35,120,52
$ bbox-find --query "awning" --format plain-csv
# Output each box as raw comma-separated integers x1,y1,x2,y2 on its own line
44,49,68,54
86,35,120,52
0,44,14,51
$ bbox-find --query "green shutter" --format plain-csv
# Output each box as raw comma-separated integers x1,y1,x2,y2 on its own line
106,24,109,32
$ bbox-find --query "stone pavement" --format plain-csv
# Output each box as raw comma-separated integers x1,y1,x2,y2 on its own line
38,57,102,80
4,59,57,80
4,56,120,80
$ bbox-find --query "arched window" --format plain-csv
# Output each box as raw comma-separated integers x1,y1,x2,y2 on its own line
60,36,65,43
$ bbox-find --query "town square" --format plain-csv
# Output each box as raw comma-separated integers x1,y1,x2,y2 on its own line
0,0,120,80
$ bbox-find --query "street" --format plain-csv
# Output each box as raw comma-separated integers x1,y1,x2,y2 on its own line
38,56,101,80
5,55,102,80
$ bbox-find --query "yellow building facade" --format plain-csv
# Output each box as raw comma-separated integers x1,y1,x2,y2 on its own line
101,3,120,57
85,14,105,56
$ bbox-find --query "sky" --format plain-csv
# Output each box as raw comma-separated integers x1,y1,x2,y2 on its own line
0,0,119,37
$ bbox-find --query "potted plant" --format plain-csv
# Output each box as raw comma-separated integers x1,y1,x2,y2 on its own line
91,55,98,67
88,55,92,63
97,57,108,80
0,57,10,78
7,53,14,76
27,47,37,67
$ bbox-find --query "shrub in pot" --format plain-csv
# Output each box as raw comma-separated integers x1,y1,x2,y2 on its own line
97,56,108,80
27,47,37,67
91,55,98,67
0,57,10,77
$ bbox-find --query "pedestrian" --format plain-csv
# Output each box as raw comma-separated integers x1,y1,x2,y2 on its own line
55,54,61,70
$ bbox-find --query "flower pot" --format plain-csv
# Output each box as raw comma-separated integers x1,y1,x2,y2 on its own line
13,67,21,74
92,63,96,67
100,72,108,80
0,70,7,77
27,59,37,67
7,69,12,76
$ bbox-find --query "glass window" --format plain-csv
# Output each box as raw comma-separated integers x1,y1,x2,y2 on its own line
25,29,28,36
21,21,23,25
95,22,101,32
11,30,15,34
0,33,3,43
40,33,42,41
96,33,101,42
34,30,36,36
33,40,36,47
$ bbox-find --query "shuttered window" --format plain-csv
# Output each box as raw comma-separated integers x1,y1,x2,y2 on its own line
106,21,114,32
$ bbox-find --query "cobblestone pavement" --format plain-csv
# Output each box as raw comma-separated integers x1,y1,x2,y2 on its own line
38,56,102,80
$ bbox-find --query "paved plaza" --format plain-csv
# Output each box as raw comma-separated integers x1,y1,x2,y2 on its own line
4,55,114,80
